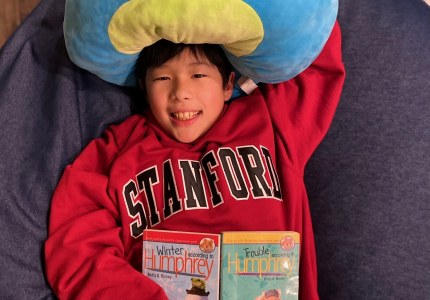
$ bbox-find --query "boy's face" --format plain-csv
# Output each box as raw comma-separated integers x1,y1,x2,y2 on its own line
144,49,235,143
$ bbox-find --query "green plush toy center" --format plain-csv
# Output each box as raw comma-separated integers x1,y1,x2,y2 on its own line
108,0,264,57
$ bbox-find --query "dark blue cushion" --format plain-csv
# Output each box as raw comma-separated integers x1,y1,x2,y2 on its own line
306,0,430,299
0,0,428,299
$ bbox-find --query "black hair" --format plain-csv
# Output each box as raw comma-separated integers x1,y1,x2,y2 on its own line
135,40,233,92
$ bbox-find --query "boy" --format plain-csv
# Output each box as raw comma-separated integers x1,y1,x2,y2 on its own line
45,22,345,300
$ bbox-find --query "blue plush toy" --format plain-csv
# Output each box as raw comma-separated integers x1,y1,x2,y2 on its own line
64,0,338,98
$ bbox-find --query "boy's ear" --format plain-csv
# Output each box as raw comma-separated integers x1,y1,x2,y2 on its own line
138,78,144,90
224,71,235,101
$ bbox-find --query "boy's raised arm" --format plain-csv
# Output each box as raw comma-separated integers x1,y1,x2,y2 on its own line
45,122,168,300
260,20,346,172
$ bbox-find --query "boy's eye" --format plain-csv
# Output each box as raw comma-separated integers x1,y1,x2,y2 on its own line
192,74,206,78
155,76,170,81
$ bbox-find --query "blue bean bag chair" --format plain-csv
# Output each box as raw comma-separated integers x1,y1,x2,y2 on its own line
0,0,429,299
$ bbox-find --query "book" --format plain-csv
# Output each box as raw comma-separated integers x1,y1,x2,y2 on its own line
220,231,300,300
142,229,221,300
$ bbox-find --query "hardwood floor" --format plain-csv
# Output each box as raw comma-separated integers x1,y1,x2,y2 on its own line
0,0,42,48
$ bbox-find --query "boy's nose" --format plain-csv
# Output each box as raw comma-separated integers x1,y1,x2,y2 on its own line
171,78,192,101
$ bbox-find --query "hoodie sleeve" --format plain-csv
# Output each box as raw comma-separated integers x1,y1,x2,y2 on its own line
260,20,346,172
45,117,168,300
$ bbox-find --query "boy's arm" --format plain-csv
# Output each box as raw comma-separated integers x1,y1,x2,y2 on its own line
45,123,168,300
260,20,346,172
258,21,345,300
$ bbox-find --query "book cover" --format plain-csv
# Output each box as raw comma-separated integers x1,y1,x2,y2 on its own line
142,229,221,300
220,232,300,300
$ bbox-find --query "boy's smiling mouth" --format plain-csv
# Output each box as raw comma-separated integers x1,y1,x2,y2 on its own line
171,111,201,121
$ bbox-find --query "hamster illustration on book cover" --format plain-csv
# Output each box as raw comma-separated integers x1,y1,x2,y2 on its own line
221,232,300,300
143,229,221,300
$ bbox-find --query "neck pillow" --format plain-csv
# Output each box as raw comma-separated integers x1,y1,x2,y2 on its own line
64,0,338,98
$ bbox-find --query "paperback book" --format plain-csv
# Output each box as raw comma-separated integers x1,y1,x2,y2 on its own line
142,229,221,300
220,231,300,300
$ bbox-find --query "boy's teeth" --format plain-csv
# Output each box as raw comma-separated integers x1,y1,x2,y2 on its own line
172,112,199,120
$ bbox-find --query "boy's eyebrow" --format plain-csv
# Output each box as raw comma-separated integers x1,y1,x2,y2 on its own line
151,61,211,69
188,61,212,67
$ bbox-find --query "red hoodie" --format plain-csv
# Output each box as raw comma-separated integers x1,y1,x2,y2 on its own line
45,21,345,300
